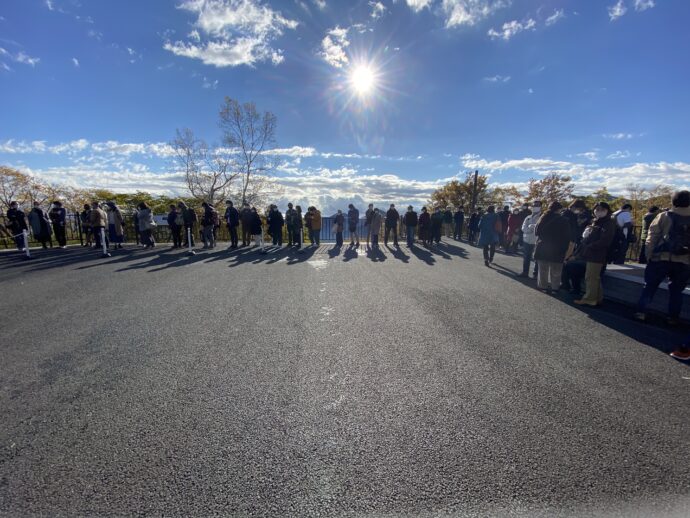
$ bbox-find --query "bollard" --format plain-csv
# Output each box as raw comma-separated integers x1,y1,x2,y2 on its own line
22,229,31,260
187,227,196,256
100,228,111,257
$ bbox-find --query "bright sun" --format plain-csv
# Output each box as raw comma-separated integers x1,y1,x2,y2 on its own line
349,64,376,96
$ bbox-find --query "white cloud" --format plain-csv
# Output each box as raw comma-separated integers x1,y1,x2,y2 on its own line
0,62,10,72
0,47,40,67
72,57,79,67
634,0,655,12
369,1,387,19
606,150,631,159
202,76,219,89
577,151,599,161
545,9,565,26
441,0,510,28
319,26,349,68
45,0,54,10
608,0,627,21
312,0,326,10
603,132,635,140
164,0,297,67
268,146,318,157
488,18,536,40
406,0,432,12
483,74,510,83
527,88,534,94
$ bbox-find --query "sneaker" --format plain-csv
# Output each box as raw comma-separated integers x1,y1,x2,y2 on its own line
484,260,490,267
670,347,690,360
633,312,646,322
517,272,528,278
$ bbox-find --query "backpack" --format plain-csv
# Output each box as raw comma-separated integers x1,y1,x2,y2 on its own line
659,212,690,255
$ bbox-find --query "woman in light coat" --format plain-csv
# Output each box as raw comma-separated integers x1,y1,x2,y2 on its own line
137,202,156,248
106,202,125,249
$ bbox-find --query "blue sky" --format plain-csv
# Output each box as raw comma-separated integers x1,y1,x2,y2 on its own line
1,0,689,212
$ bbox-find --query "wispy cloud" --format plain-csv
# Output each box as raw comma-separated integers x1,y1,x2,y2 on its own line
312,0,326,10
72,57,79,67
488,18,536,41
369,1,387,19
163,0,298,67
319,26,349,68
606,150,631,159
602,132,639,140
483,74,510,83
405,0,432,13
441,0,510,27
0,47,40,67
545,9,565,26
608,0,627,21
634,0,655,12
202,77,219,89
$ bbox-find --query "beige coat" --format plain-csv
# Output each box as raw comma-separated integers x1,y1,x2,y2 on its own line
89,208,108,228
107,208,125,236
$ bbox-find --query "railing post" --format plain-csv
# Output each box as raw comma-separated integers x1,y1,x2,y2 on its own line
187,227,196,256
100,228,111,257
23,229,31,259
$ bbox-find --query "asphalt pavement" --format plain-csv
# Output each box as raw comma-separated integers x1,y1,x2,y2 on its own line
1,240,689,517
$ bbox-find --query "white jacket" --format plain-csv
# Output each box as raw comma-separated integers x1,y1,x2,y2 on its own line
521,213,539,245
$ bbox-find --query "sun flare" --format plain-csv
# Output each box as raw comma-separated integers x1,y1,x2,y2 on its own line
349,64,376,96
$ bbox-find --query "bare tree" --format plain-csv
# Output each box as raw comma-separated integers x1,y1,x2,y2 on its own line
0,166,31,210
171,128,238,205
219,98,278,205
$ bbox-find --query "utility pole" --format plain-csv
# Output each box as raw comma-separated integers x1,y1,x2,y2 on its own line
470,170,479,212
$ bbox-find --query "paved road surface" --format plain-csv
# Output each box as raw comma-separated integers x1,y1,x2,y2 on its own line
1,241,689,516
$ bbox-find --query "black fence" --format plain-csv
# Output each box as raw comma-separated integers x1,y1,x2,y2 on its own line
0,212,644,261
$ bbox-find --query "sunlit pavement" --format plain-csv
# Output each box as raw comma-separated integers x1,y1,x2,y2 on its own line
1,239,689,516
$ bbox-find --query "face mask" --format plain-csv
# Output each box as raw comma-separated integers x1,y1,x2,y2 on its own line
532,207,541,214
595,210,607,219
573,209,582,215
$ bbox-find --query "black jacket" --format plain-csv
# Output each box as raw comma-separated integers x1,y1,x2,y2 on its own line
347,208,359,227
385,208,399,227
403,211,418,226
267,209,284,231
182,208,197,226
225,206,240,227
579,215,616,264
6,208,27,233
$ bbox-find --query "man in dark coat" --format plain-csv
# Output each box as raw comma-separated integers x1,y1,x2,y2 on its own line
499,205,511,248
431,207,444,244
48,200,67,248
225,200,240,248
285,203,298,246
267,204,284,246
347,204,360,247
6,201,28,250
453,206,465,240
384,203,399,247
534,201,571,292
403,205,418,247
468,209,480,244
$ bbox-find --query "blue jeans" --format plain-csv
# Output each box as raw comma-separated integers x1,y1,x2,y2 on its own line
309,228,320,245
636,260,690,318
522,243,537,275
406,225,415,246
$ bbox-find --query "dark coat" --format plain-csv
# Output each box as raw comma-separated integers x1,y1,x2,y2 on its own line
182,207,197,226
29,208,52,239
418,212,430,229
477,212,499,247
250,212,262,235
469,213,480,231
285,208,299,228
579,215,616,264
225,206,240,227
201,206,218,226
385,208,399,227
49,207,66,226
431,211,443,230
534,212,571,262
347,208,359,229
404,211,418,226
267,209,284,232
167,210,178,226
7,208,28,233
454,210,464,224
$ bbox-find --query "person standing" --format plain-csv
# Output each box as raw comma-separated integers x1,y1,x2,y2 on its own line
418,207,431,246
28,202,53,249
200,201,218,249
637,206,660,264
249,207,265,251
505,208,522,254
310,206,322,246
106,202,125,249
468,209,480,244
574,202,617,307
611,203,634,264
178,201,197,248
267,204,284,246
294,205,304,249
347,203,360,247
137,202,156,248
404,205,418,247
633,191,690,325
49,200,67,248
168,204,182,248
6,201,28,251
431,207,443,245
240,203,253,247
334,209,345,247
370,208,383,248
533,201,571,293
89,201,109,250
285,203,298,246
518,202,540,278
443,207,453,238
453,206,465,240
384,204,399,247
80,203,92,247
364,203,374,246
477,206,499,267
224,200,240,248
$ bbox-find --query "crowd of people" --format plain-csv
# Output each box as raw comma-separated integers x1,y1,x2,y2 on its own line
4,192,690,360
